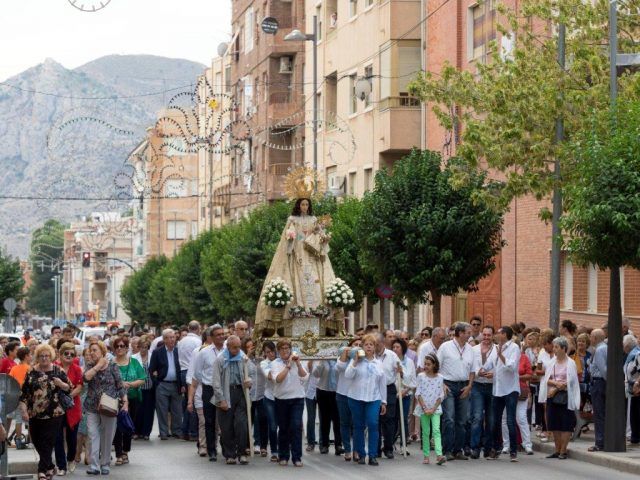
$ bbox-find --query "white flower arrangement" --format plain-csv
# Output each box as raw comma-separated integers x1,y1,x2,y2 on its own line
262,277,293,308
324,278,355,308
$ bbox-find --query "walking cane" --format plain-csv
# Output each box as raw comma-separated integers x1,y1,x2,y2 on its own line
396,361,407,458
243,358,254,456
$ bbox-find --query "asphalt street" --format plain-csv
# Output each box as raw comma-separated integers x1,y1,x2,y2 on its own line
100,435,640,480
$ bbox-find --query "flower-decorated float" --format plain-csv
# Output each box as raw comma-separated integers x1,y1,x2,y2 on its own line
254,167,353,358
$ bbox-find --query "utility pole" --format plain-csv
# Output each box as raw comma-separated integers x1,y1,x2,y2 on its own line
549,23,565,333
604,0,626,452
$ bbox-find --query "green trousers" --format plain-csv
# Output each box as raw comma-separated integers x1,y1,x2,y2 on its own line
420,413,443,456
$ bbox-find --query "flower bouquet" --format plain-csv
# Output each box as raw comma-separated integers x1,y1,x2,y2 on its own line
310,304,331,318
324,278,355,308
289,305,311,318
262,277,293,308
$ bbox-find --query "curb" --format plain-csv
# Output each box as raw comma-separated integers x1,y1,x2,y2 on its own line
9,460,38,475
533,439,640,475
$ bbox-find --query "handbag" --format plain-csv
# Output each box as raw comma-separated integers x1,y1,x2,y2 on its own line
117,410,135,435
98,392,119,417
52,367,74,411
548,366,568,405
518,384,530,401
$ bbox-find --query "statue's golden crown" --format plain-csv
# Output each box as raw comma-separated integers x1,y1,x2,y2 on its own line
283,167,325,200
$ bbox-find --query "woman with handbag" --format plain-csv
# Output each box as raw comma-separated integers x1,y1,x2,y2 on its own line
18,343,73,480
83,340,127,475
538,336,581,459
54,342,83,475
111,336,146,466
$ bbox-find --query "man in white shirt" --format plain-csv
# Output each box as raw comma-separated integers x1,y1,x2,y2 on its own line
469,316,483,344
417,327,446,372
469,326,497,459
188,324,225,462
375,334,400,459
437,322,475,461
489,325,521,461
178,321,202,441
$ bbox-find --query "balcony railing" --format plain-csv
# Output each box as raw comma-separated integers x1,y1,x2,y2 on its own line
269,163,293,176
378,96,421,111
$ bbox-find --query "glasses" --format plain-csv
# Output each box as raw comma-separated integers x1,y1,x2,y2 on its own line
115,345,127,350
63,352,76,358
38,354,51,359
471,323,481,327
421,332,430,337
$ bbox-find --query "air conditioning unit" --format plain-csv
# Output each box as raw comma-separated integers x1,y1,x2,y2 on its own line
279,56,293,74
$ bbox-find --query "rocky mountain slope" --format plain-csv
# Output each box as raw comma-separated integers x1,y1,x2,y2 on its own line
0,55,205,258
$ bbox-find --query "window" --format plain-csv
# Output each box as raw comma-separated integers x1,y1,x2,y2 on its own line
262,72,268,101
244,8,254,53
243,76,254,115
348,171,356,196
316,5,323,41
167,220,187,240
588,263,597,312
563,259,573,310
349,0,357,18
380,40,421,100
191,221,198,239
215,72,222,94
364,65,373,108
469,0,496,61
365,0,374,7
190,179,198,196
364,167,373,192
325,72,337,123
165,179,187,198
225,66,232,92
348,74,357,115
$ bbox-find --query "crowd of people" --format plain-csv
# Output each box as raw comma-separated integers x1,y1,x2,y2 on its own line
0,315,639,477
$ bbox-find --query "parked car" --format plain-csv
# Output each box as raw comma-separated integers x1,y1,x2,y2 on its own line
74,327,107,354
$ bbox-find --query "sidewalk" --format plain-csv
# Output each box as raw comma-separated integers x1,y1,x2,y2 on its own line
6,444,38,476
532,429,640,475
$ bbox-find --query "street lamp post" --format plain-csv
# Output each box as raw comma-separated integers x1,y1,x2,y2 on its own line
285,15,318,188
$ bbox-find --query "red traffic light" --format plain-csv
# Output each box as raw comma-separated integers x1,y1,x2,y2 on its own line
82,252,91,268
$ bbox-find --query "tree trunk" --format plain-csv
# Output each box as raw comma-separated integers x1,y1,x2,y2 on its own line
604,266,626,452
431,291,442,327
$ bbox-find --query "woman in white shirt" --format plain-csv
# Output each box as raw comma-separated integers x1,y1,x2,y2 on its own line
538,337,580,459
336,338,360,461
270,339,308,467
392,338,416,450
345,334,387,466
259,341,278,462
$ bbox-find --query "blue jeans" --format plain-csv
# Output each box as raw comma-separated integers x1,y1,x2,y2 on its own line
348,398,381,459
263,397,278,455
336,393,352,454
470,382,494,452
252,399,268,450
276,397,304,462
492,391,518,455
442,380,470,455
591,378,606,449
54,419,78,470
305,397,317,445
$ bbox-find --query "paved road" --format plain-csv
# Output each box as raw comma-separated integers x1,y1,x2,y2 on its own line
100,436,639,480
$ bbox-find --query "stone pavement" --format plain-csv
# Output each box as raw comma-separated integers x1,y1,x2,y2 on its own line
532,428,640,475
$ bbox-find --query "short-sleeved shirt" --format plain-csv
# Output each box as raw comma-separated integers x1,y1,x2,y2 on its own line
83,361,126,414
117,357,147,402
0,357,17,374
414,373,445,415
20,367,70,420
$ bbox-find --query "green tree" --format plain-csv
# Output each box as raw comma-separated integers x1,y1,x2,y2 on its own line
147,261,190,326
120,255,168,326
0,249,25,313
357,149,504,326
408,0,640,206
27,219,66,316
329,197,376,310
562,101,640,451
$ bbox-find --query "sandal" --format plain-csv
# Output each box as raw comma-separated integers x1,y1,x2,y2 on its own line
423,457,430,464
260,449,268,457
38,474,47,480
344,454,352,461
587,446,602,452
436,455,446,465
279,460,288,466
226,458,237,465
122,454,129,464
115,457,124,466
270,455,278,462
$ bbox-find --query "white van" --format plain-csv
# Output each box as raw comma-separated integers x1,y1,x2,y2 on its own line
75,327,107,354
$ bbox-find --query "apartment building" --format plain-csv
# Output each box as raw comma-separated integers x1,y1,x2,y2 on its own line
61,213,134,325
229,0,306,220
423,0,639,329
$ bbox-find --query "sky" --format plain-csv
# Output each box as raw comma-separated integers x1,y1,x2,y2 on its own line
0,0,232,81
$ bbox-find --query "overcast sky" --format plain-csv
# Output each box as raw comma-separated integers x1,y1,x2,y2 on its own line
0,0,231,81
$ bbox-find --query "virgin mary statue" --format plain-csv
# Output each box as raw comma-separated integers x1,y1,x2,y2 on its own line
255,168,336,330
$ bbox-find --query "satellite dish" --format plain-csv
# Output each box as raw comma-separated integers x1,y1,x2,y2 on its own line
0,374,21,415
217,42,229,57
355,78,372,101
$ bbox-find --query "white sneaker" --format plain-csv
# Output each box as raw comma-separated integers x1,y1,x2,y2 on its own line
68,461,76,473
501,447,509,455
524,446,534,455
57,470,66,476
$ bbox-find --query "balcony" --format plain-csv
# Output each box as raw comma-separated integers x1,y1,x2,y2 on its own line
94,270,107,282
268,91,304,120
378,96,421,152
265,163,292,201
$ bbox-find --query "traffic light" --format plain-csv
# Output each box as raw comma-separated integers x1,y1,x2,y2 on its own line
82,252,91,268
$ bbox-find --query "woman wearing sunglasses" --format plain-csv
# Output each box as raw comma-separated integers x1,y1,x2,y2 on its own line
110,336,146,467
53,342,83,475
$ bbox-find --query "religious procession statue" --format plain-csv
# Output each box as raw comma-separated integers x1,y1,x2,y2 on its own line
254,167,353,358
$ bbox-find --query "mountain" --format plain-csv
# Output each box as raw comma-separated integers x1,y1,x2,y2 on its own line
0,55,206,258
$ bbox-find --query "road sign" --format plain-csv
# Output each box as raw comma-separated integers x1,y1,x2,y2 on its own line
261,16,279,35
2,298,16,315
